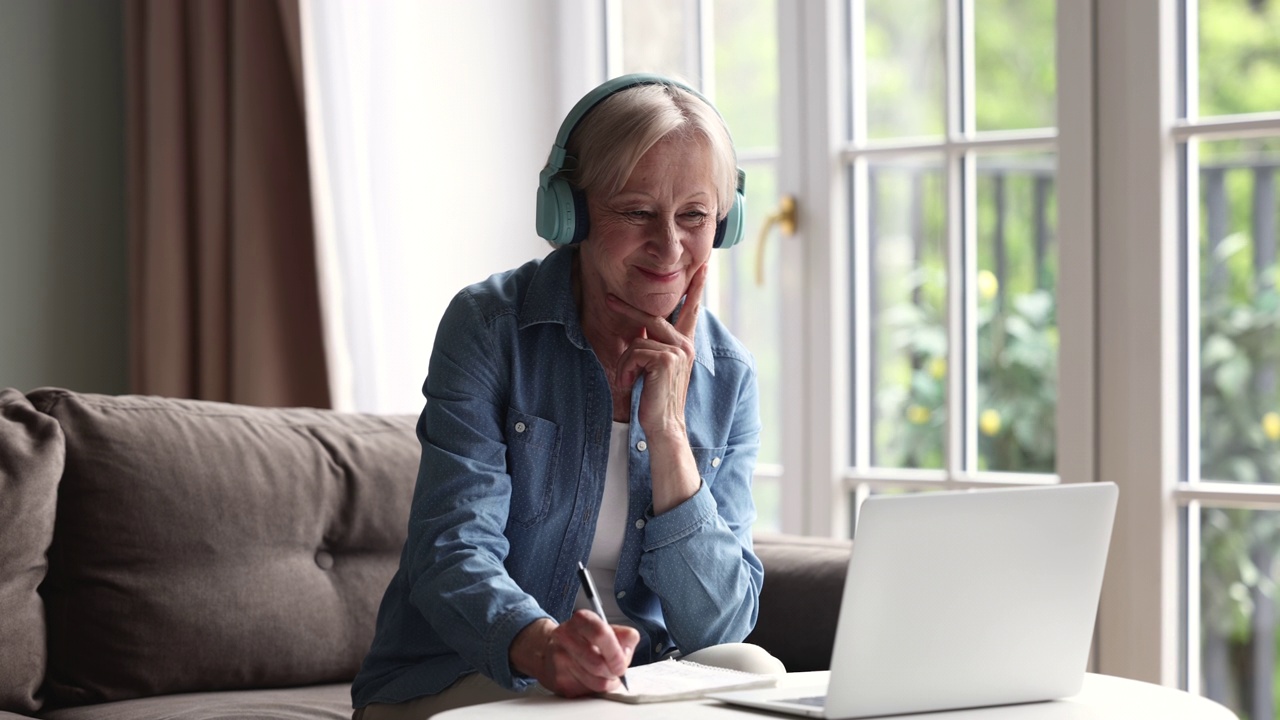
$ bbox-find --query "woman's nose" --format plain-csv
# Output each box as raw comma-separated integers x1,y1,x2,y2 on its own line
647,216,681,261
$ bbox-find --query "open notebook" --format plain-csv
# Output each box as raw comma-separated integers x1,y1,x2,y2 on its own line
600,658,778,704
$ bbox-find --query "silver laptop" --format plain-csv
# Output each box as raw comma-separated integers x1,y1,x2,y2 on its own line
711,482,1118,719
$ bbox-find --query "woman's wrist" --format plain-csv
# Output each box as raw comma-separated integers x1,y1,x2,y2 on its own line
509,618,556,679
648,442,701,515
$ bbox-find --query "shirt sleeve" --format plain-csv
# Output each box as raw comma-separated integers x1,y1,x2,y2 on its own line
402,290,551,691
636,360,763,654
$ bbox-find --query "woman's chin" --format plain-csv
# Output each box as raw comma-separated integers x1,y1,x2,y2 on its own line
625,293,680,319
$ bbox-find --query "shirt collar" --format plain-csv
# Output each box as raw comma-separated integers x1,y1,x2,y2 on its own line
518,246,715,375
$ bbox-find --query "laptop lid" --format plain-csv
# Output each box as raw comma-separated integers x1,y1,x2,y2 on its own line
819,482,1118,718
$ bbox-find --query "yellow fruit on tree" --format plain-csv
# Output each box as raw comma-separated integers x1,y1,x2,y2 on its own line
978,270,999,301
979,409,1002,436
1263,412,1280,441
928,357,947,380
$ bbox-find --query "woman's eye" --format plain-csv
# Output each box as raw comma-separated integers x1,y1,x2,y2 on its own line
628,210,651,219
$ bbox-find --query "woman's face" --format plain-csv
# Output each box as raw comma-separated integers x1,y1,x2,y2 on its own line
580,133,718,320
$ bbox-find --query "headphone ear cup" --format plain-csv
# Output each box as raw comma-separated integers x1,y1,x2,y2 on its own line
569,186,590,244
714,189,746,249
536,176,583,246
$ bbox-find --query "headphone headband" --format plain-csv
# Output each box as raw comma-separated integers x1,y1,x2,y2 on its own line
544,74,720,178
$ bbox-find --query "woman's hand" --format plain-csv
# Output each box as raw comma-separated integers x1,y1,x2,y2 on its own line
606,264,707,513
509,614,640,697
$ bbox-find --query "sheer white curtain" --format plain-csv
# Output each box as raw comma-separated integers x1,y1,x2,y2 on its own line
300,0,562,413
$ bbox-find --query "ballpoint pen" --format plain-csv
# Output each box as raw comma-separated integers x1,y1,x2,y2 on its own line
577,561,631,691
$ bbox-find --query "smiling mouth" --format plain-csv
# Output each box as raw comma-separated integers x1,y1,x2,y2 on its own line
636,267,682,282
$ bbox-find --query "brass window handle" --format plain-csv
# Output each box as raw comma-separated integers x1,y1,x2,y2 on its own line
755,195,797,286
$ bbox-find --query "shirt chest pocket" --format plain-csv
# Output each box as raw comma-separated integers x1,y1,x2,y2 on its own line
504,409,561,528
690,445,729,483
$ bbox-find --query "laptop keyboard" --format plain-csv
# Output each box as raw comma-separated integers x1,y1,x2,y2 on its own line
784,695,827,707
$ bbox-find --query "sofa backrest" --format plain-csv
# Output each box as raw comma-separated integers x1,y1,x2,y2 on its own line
748,533,852,673
0,389,64,715
26,389,419,708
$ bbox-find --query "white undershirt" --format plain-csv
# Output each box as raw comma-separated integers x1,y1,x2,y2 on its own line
575,421,633,627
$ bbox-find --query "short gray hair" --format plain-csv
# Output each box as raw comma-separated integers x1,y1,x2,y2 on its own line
561,82,737,220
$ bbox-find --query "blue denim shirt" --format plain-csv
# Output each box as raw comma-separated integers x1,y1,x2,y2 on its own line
351,246,762,708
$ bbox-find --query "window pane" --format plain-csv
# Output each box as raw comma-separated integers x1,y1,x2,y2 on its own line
753,478,780,533
718,162,781,467
866,157,947,469
1198,0,1280,118
714,0,778,150
975,152,1058,473
849,485,945,535
618,0,694,79
1200,507,1280,718
1198,138,1280,484
974,0,1056,132
862,0,946,140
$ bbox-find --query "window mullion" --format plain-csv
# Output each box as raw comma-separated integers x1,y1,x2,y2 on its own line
691,0,711,94
947,148,977,476
846,0,870,478
850,158,872,474
946,0,976,478
1094,0,1184,686
796,0,850,537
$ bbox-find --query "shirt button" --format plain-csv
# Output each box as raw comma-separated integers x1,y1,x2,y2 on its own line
654,643,663,653
711,457,721,467
634,518,645,529
514,421,526,433
616,590,626,599
636,440,647,452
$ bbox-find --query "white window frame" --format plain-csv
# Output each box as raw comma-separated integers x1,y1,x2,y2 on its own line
1094,0,1184,685
1097,0,1280,689
580,0,1097,535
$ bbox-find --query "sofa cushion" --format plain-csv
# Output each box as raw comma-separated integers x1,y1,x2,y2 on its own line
38,683,353,720
748,533,852,672
0,389,64,715
29,389,418,708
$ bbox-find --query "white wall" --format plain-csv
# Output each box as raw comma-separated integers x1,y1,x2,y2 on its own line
0,0,128,395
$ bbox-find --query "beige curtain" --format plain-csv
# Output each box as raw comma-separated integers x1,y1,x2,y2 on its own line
125,0,330,408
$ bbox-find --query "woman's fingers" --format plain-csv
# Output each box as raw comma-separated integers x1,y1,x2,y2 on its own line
673,263,708,339
548,611,632,693
605,262,708,347
611,340,683,391
568,610,632,676
607,264,706,434
614,625,641,656
605,294,681,346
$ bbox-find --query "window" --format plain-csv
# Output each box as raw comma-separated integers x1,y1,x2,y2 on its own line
1183,1,1280,716
602,0,1084,539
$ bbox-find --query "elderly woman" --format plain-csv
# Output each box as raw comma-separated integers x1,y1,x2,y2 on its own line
350,75,780,720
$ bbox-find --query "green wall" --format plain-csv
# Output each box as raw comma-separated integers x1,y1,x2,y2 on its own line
0,0,128,394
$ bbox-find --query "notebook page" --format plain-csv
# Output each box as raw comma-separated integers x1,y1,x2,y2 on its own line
600,659,778,704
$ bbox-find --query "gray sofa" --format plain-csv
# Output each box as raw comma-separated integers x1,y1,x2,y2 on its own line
0,388,851,719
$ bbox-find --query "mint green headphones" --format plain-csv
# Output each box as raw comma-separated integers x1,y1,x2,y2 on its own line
535,73,746,249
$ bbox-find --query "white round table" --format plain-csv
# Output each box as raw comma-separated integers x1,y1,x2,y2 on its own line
435,671,1238,719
